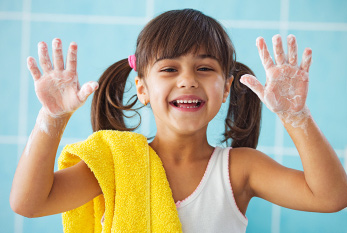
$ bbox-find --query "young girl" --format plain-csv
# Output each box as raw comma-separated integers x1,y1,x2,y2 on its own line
10,9,347,233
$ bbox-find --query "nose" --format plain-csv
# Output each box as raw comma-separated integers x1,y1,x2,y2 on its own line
177,69,198,89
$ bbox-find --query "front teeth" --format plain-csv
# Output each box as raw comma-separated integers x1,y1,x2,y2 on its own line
176,100,200,104
173,99,202,108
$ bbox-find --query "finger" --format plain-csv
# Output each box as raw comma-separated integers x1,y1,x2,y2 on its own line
52,38,64,70
257,37,274,70
27,57,42,81
38,42,53,73
66,42,77,72
299,48,312,73
240,74,265,102
77,81,99,102
272,34,286,65
287,34,298,66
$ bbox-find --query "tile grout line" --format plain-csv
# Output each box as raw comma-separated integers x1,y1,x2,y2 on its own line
271,119,284,233
344,147,347,212
221,20,347,31
15,0,32,233
271,0,290,233
1,11,347,31
346,72,347,212
139,0,155,138
146,0,154,21
1,136,346,158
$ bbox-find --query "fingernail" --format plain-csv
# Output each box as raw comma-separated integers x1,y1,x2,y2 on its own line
272,34,281,44
256,37,263,49
38,42,46,49
27,57,33,69
305,48,312,55
90,82,99,90
53,38,61,49
287,34,295,44
27,57,36,67
69,41,77,50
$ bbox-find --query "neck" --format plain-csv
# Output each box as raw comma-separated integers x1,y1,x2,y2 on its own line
149,126,214,166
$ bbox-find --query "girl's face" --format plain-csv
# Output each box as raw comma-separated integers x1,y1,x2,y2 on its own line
135,50,233,136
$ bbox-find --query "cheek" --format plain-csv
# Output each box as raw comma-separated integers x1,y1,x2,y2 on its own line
209,80,226,101
147,80,170,103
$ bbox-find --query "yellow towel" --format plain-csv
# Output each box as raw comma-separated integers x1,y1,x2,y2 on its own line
58,130,183,233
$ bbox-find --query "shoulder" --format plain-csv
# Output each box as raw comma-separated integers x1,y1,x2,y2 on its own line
228,147,264,166
229,147,290,193
228,147,271,196
229,147,271,165
229,147,277,177
228,147,258,177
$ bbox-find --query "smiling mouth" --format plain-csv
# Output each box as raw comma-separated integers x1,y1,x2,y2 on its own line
170,99,204,108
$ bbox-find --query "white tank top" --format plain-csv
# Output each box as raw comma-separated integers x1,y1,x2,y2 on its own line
175,147,248,233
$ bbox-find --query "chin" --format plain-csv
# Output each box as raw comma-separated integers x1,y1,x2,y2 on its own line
173,123,207,135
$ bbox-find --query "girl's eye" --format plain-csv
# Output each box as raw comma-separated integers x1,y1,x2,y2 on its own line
198,67,213,71
161,68,177,72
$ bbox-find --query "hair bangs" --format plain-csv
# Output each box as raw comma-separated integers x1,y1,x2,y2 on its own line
136,9,235,78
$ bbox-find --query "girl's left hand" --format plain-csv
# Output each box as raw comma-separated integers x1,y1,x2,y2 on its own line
240,34,312,117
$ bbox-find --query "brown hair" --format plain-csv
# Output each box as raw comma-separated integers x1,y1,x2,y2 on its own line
91,9,262,148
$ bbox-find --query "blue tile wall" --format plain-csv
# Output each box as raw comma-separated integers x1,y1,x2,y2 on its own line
1,0,346,232
289,0,347,23
31,0,146,17
246,197,273,233
153,0,281,21
0,145,17,233
0,20,22,135
0,0,22,11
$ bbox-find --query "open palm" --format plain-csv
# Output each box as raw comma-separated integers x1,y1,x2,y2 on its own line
27,38,98,117
240,34,312,115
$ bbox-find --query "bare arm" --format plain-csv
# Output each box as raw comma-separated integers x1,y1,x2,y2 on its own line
10,39,100,217
240,35,347,212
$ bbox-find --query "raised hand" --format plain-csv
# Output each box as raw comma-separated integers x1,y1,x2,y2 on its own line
27,38,99,118
240,34,312,128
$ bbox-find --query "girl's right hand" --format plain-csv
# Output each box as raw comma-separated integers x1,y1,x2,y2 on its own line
27,38,99,118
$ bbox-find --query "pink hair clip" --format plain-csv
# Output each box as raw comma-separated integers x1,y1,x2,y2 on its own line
128,54,137,71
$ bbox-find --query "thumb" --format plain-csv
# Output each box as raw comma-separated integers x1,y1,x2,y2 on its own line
78,81,99,103
240,74,265,103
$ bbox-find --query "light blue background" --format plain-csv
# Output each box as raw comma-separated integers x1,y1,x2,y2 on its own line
1,0,346,232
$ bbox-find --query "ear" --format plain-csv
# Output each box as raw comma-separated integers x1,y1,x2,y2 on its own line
135,76,149,105
222,75,234,103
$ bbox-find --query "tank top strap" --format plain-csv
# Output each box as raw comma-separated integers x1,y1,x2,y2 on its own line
220,147,248,224
175,146,221,208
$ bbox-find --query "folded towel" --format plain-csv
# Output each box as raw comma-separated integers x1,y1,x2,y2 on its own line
58,130,183,233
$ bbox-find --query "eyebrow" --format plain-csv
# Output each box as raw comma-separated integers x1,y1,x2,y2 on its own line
153,54,219,65
197,54,219,61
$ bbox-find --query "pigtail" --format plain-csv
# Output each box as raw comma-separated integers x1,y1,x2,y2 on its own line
91,59,141,132
223,62,262,149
